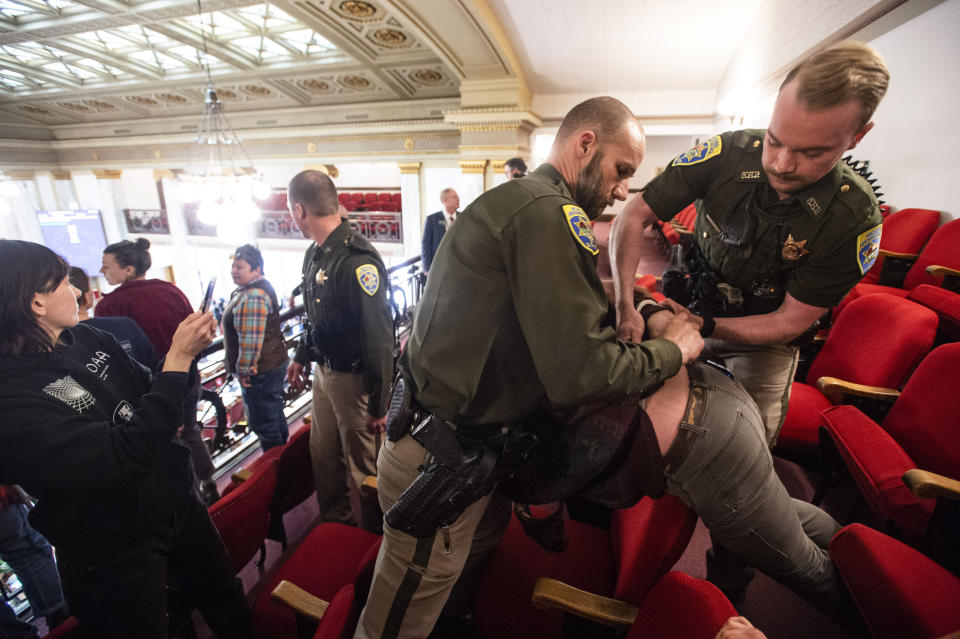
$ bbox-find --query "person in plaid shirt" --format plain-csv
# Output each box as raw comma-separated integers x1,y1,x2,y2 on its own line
0,484,68,634
221,244,290,452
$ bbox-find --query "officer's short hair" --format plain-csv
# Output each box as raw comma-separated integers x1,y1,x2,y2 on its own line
505,157,527,175
288,170,339,217
782,41,889,129
233,244,264,273
440,188,457,203
555,96,638,145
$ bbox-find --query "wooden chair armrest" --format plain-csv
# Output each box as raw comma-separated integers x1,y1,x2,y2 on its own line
815,376,901,405
903,469,960,502
877,248,919,260
230,468,253,483
675,227,693,236
531,577,638,630
271,580,330,623
361,475,378,495
927,265,960,279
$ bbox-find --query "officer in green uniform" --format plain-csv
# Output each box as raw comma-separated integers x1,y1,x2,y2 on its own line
612,41,889,448
285,170,394,533
355,97,707,639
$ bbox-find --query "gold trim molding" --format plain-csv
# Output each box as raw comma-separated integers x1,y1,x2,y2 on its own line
50,170,70,180
458,160,487,175
94,169,122,179
398,162,421,175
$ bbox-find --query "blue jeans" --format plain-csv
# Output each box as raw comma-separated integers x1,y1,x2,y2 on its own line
241,363,289,452
0,503,65,617
663,362,843,613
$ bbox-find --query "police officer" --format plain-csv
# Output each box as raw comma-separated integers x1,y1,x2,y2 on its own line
356,97,706,639
611,41,889,448
285,170,394,533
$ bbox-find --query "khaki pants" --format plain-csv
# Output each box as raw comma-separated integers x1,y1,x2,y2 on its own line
310,365,381,531
355,434,511,639
704,338,799,447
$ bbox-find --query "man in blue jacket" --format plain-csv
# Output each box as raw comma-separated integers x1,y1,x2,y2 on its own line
421,188,459,273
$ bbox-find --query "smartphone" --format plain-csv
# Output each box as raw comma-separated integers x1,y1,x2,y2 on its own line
199,276,217,313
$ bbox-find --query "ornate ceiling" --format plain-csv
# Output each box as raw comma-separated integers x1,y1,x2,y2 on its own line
0,0,460,124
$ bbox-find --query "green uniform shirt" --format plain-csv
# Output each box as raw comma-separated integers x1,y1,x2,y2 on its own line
401,163,682,427
294,220,394,418
643,129,882,310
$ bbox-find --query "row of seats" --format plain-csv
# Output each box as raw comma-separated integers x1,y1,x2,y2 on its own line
338,191,403,212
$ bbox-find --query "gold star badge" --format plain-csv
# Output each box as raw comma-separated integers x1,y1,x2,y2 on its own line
315,268,329,285
781,234,811,261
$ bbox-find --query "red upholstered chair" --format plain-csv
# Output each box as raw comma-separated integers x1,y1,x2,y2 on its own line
858,208,940,286
908,284,960,344
531,571,737,639
836,217,960,316
819,342,960,546
878,204,893,218
474,495,696,639
775,295,938,460
208,458,278,572
252,523,381,639
221,421,314,548
831,524,960,639
390,192,402,204
42,617,89,638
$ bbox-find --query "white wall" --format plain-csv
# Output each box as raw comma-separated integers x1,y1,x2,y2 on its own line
854,0,960,220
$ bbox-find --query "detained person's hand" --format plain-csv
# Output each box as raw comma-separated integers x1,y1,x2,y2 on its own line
164,311,218,373
714,616,767,639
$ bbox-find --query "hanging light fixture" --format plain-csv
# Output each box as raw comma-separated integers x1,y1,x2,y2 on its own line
177,0,270,236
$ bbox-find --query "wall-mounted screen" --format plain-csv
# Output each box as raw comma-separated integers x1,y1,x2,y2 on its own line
36,209,108,276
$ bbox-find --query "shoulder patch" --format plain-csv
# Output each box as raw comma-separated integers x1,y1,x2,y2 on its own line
856,224,882,274
355,264,380,296
563,204,598,255
672,135,722,167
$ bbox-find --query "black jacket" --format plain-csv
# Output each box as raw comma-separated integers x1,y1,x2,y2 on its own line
0,324,192,550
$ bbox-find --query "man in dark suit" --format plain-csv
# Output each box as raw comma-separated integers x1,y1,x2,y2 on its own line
421,187,459,273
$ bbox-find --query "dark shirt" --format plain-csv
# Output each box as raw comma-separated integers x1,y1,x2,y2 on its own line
643,129,883,310
82,316,159,370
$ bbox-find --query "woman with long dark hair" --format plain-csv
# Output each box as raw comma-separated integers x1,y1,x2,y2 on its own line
96,237,220,504
0,240,254,638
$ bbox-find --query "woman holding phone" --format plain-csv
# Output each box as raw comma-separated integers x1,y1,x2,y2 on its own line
0,240,254,638
96,238,219,504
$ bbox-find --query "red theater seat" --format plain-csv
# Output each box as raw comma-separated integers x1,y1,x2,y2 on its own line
474,495,696,639
907,284,960,343
209,459,279,572
859,208,940,286
820,342,960,545
252,523,381,639
836,217,960,316
776,295,938,459
831,524,960,639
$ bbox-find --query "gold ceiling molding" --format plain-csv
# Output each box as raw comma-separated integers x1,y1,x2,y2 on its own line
152,169,175,180
458,124,525,132
458,160,487,174
444,107,541,132
337,1,380,21
5,170,35,180
301,164,340,177
490,160,506,172
50,170,70,180
93,169,122,179
398,162,421,174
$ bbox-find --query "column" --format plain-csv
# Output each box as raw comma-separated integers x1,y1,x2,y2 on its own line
458,160,486,208
398,162,422,259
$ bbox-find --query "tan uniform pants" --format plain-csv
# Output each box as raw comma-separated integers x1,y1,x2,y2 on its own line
355,434,512,639
310,365,381,531
703,339,799,447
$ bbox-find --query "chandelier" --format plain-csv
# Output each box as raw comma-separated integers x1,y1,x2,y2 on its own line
176,1,270,238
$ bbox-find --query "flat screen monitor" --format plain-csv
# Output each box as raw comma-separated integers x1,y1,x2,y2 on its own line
36,209,108,276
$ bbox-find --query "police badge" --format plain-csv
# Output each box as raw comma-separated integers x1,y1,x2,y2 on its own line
781,234,811,261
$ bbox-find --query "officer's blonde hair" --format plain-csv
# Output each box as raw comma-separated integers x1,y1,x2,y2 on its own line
782,41,889,129
288,170,338,217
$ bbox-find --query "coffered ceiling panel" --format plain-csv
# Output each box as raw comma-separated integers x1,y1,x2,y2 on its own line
0,0,460,123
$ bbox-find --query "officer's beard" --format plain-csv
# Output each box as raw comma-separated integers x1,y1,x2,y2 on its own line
571,150,612,220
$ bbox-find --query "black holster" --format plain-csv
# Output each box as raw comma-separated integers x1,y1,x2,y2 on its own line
384,415,500,538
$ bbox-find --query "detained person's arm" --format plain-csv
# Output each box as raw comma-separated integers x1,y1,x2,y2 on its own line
610,193,661,342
